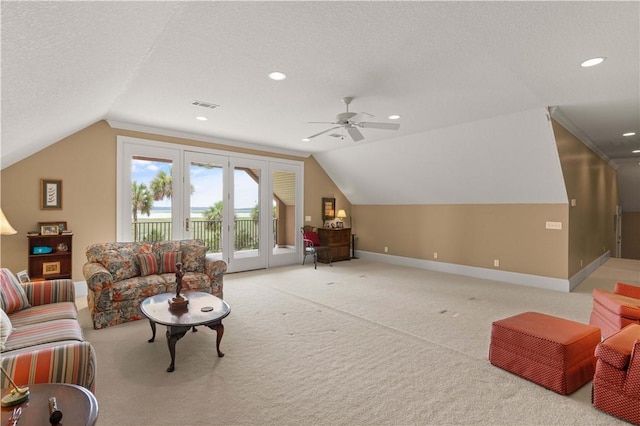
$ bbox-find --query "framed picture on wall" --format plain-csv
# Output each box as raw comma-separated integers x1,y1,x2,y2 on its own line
40,179,62,210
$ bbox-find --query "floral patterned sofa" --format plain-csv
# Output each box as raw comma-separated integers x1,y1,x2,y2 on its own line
82,239,226,329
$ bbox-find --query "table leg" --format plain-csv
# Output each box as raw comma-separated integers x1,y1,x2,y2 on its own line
147,319,157,343
205,321,225,357
165,326,190,372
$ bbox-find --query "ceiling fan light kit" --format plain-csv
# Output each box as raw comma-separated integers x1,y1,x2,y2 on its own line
306,96,400,142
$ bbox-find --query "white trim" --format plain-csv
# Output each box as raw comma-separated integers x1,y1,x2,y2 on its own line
568,251,610,291
357,251,572,292
107,120,311,158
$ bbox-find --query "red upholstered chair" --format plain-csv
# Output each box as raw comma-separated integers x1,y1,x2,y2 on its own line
592,323,640,424
301,226,331,269
590,282,640,339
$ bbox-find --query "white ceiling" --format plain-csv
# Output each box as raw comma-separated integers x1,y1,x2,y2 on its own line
2,1,639,205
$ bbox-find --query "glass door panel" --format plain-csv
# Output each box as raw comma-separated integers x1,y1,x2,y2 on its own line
228,158,267,272
184,152,227,260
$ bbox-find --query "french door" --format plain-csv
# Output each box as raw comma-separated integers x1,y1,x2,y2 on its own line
118,136,302,273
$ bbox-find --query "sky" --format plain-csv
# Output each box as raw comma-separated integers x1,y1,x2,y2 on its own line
132,159,258,209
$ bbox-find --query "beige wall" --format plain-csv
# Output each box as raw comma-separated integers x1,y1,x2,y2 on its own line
353,204,569,279
553,120,619,274
621,212,640,259
0,120,350,280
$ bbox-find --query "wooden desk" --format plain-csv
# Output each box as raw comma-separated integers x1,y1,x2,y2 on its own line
317,227,351,263
1,383,98,426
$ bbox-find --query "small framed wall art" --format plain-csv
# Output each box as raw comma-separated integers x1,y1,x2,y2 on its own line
42,261,61,276
40,179,62,210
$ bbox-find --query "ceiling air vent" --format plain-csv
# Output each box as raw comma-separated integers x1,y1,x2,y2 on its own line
191,100,220,109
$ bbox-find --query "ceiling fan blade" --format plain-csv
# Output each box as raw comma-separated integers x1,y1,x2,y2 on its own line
358,122,400,130
347,127,364,142
350,112,374,122
307,126,341,139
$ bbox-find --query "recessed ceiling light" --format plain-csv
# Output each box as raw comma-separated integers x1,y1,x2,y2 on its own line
269,71,287,81
388,115,400,120
581,57,606,67
623,132,636,137
302,138,310,142
196,116,208,121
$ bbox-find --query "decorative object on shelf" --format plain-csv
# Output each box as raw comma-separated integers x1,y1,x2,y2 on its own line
56,242,69,252
0,208,17,235
32,246,53,254
40,224,59,235
0,366,30,407
168,263,189,311
40,179,62,210
42,261,61,276
336,209,347,227
39,221,67,233
16,270,30,283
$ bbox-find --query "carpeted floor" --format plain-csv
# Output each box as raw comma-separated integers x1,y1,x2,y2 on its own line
79,257,639,425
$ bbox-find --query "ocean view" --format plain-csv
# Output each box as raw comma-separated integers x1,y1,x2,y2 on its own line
144,206,253,219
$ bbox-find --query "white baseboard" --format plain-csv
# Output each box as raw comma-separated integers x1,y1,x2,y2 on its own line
357,251,572,292
568,251,610,291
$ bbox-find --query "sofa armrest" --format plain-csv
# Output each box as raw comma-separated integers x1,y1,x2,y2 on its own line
21,279,75,306
614,282,640,300
1,341,97,393
205,258,227,298
83,262,115,309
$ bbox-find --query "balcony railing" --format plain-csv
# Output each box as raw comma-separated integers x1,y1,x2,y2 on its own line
132,219,277,252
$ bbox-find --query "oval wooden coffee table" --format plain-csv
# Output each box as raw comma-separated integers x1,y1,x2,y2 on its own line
1,383,98,426
140,291,231,372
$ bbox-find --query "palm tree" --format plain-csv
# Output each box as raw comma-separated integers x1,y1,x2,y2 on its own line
132,181,153,222
150,169,172,201
203,200,224,224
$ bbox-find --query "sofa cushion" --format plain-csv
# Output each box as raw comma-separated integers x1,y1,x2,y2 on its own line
99,248,141,281
0,309,13,351
112,275,168,302
3,318,84,352
0,269,31,314
8,302,78,328
136,253,159,277
180,241,206,272
159,251,182,274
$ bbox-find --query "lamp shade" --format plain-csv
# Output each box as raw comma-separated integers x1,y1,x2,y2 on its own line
0,208,17,235
336,209,347,219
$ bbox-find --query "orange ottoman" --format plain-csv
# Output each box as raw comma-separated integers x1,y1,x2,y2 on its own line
489,311,601,395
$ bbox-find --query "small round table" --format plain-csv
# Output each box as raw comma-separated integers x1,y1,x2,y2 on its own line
140,291,231,372
1,383,98,426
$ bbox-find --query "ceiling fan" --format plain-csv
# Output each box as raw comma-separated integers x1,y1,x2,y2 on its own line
306,97,400,142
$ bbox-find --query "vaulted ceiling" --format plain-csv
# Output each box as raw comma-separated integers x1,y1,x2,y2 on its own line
2,2,638,206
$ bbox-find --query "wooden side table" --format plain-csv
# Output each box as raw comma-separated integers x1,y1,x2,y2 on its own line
317,227,351,263
1,383,98,426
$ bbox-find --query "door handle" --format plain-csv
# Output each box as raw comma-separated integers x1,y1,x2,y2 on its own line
185,218,190,232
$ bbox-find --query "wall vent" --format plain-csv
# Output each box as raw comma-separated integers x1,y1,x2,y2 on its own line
191,100,220,109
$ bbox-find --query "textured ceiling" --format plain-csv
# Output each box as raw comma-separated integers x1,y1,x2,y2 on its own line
2,1,639,201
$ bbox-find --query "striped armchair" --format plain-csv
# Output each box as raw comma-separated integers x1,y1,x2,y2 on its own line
0,268,96,392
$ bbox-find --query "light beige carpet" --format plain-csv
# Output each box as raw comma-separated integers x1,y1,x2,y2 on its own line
79,258,639,425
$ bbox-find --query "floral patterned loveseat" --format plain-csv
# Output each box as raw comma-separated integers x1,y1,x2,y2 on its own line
82,239,226,329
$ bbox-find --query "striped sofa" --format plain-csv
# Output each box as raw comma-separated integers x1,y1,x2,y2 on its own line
0,268,96,393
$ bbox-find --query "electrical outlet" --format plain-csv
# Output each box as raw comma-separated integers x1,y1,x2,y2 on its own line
433,252,438,259
494,259,500,267
384,246,388,253
545,221,562,230
305,216,311,222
